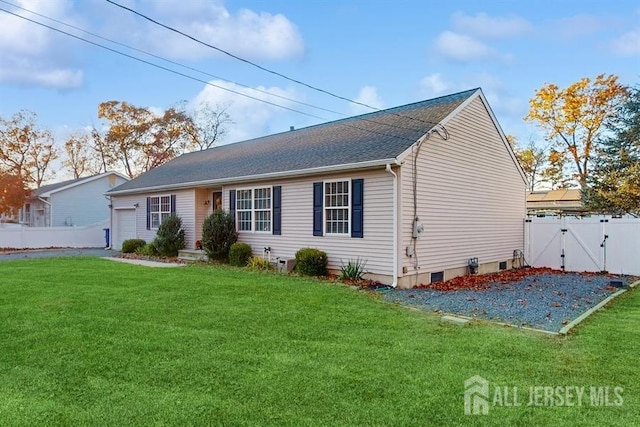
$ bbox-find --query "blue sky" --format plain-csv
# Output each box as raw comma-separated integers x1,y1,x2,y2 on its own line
0,0,638,181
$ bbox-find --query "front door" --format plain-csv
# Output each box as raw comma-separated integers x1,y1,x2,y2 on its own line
212,192,223,211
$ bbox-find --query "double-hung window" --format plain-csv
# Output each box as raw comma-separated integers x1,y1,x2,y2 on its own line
146,194,175,230
237,189,253,231
313,178,363,238
236,187,272,232
254,188,272,232
324,180,350,235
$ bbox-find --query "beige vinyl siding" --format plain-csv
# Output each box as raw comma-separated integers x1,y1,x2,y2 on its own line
399,96,526,277
111,189,197,248
194,188,210,243
223,169,394,276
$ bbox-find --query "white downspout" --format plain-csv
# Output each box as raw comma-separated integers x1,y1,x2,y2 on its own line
385,163,398,288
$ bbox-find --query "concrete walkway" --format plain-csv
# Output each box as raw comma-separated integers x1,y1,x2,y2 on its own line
0,248,186,268
102,257,186,268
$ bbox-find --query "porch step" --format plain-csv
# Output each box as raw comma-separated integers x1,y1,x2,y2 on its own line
178,249,208,262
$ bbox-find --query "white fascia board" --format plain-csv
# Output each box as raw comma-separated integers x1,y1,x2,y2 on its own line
105,158,397,196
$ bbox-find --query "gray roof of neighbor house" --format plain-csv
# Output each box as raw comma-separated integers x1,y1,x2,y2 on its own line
109,88,478,194
32,176,92,197
527,189,583,212
33,171,128,198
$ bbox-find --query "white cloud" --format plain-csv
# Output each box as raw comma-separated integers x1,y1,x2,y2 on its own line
553,14,604,40
0,0,83,89
191,80,303,143
419,72,523,119
0,66,82,89
111,0,305,60
465,73,523,115
348,86,384,115
434,31,502,62
610,28,640,56
452,12,533,39
419,73,451,97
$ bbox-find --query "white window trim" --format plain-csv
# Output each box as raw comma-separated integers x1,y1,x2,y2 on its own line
236,186,273,234
149,194,173,230
323,178,351,236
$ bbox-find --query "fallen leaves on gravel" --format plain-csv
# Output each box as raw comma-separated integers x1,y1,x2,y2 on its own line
419,267,561,291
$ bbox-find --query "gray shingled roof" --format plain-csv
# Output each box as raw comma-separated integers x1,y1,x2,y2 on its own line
33,175,94,197
109,89,478,194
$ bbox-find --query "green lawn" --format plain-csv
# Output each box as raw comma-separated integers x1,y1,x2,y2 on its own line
0,258,637,426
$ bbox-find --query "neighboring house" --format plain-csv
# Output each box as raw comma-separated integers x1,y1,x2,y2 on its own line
527,189,582,215
21,171,129,227
107,89,527,288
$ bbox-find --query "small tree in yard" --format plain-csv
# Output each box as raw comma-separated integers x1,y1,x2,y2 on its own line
202,210,237,261
153,214,185,257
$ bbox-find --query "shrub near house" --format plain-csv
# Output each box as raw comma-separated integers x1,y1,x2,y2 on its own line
202,210,237,261
153,214,185,257
295,248,328,276
121,239,146,254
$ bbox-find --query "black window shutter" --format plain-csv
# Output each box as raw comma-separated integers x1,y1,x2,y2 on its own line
170,194,176,214
351,179,364,238
146,197,151,230
273,186,281,235
313,182,323,236
229,190,236,222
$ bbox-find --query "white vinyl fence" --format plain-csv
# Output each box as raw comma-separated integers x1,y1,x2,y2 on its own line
525,216,640,276
0,220,109,249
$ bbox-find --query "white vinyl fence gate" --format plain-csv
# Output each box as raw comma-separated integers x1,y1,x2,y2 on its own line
525,216,640,276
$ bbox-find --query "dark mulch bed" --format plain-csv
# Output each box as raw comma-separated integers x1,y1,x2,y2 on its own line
376,268,638,332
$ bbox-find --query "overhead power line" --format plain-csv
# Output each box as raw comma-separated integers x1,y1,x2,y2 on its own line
105,0,448,134
105,0,381,112
0,0,338,117
0,6,425,144
1,0,436,136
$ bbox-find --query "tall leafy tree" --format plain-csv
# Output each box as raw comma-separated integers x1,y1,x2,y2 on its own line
98,101,196,178
584,85,640,215
510,137,547,191
0,173,29,216
186,103,233,151
63,132,103,178
525,74,628,189
0,110,58,187
541,149,572,190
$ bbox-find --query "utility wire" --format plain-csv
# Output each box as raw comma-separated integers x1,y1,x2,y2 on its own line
0,7,423,144
1,0,432,135
0,8,318,118
0,0,334,116
105,0,448,132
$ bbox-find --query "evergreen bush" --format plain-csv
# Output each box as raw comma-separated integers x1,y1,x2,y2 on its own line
202,210,237,261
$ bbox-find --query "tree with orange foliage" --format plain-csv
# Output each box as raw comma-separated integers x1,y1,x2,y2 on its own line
0,173,29,216
0,110,58,188
63,132,104,179
525,74,628,189
97,101,196,178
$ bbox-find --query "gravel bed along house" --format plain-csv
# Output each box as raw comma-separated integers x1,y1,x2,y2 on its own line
379,270,638,332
